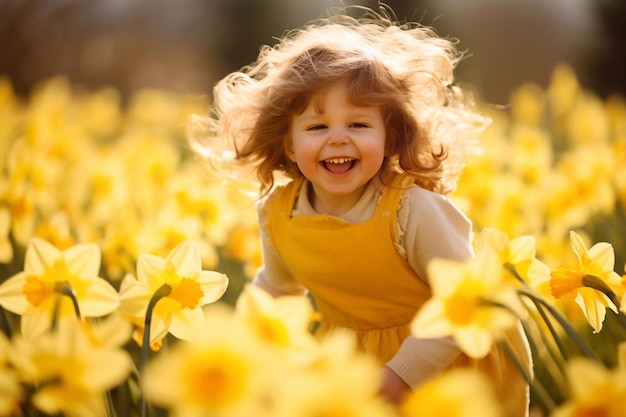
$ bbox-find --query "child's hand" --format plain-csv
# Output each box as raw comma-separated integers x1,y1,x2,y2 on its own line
379,366,411,405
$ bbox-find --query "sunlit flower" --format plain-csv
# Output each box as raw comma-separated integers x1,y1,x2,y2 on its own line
235,284,316,360
0,238,120,338
509,82,546,127
273,330,394,417
551,358,626,417
0,332,22,416
7,320,132,417
550,231,623,332
411,250,525,358
473,227,551,294
0,205,13,263
142,304,278,417
401,369,502,417
118,240,228,346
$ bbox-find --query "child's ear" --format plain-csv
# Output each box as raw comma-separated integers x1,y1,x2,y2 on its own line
284,137,297,162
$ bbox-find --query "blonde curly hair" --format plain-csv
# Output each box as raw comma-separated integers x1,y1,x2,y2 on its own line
189,5,489,196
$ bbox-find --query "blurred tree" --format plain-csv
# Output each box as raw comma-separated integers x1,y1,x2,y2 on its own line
583,0,626,99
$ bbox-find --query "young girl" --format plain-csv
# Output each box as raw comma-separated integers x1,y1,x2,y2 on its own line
191,6,531,415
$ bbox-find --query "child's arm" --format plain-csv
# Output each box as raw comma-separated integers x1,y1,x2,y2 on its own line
384,336,460,389
380,365,411,404
384,185,472,391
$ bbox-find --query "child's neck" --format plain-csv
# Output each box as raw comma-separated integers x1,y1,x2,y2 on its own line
307,182,367,216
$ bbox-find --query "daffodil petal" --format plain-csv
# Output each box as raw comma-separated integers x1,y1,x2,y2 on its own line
454,327,493,359
64,243,101,278
169,307,206,342
78,278,120,316
473,228,508,257
569,231,588,265
167,241,202,277
426,259,465,295
137,254,167,287
508,236,536,264
147,312,171,346
21,309,53,339
198,271,228,304
565,358,609,398
25,238,61,275
575,290,610,333
411,301,452,338
0,272,28,314
118,276,153,317
587,242,615,274
83,348,132,391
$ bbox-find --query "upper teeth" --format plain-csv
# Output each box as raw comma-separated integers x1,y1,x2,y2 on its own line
326,158,354,164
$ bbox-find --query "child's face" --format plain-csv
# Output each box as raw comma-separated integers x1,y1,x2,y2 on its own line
286,80,387,214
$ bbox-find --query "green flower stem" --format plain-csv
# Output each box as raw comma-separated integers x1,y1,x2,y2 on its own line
140,283,172,417
478,297,563,412
51,281,82,330
522,314,565,387
517,289,600,362
502,339,557,414
54,281,82,318
523,306,566,373
532,299,572,361
504,263,600,361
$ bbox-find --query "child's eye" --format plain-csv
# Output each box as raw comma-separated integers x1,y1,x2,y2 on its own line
307,124,327,131
350,123,369,128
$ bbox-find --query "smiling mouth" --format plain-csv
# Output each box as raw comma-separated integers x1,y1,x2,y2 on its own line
322,157,356,174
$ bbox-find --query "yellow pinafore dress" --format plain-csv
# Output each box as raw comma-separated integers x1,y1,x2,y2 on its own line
267,174,530,416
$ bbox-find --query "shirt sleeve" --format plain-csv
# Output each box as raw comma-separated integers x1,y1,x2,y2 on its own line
251,190,308,297
386,186,474,388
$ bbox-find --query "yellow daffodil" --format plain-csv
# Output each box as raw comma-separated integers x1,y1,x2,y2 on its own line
550,231,623,332
401,369,502,417
473,227,551,295
274,372,395,417
273,330,394,417
142,304,278,417
0,238,119,338
235,284,316,353
551,358,626,417
0,332,22,416
7,320,132,417
0,205,13,263
509,82,546,127
411,250,525,358
118,240,228,346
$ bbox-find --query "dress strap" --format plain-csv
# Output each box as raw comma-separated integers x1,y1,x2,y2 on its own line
372,173,414,217
273,177,305,218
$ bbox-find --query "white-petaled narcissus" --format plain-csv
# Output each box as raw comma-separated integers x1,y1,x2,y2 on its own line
118,240,228,347
411,249,525,359
0,238,119,338
550,230,624,333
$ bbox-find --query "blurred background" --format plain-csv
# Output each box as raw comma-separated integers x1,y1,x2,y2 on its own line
1,0,624,105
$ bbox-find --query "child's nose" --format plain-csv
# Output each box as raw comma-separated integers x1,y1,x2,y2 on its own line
327,128,350,145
